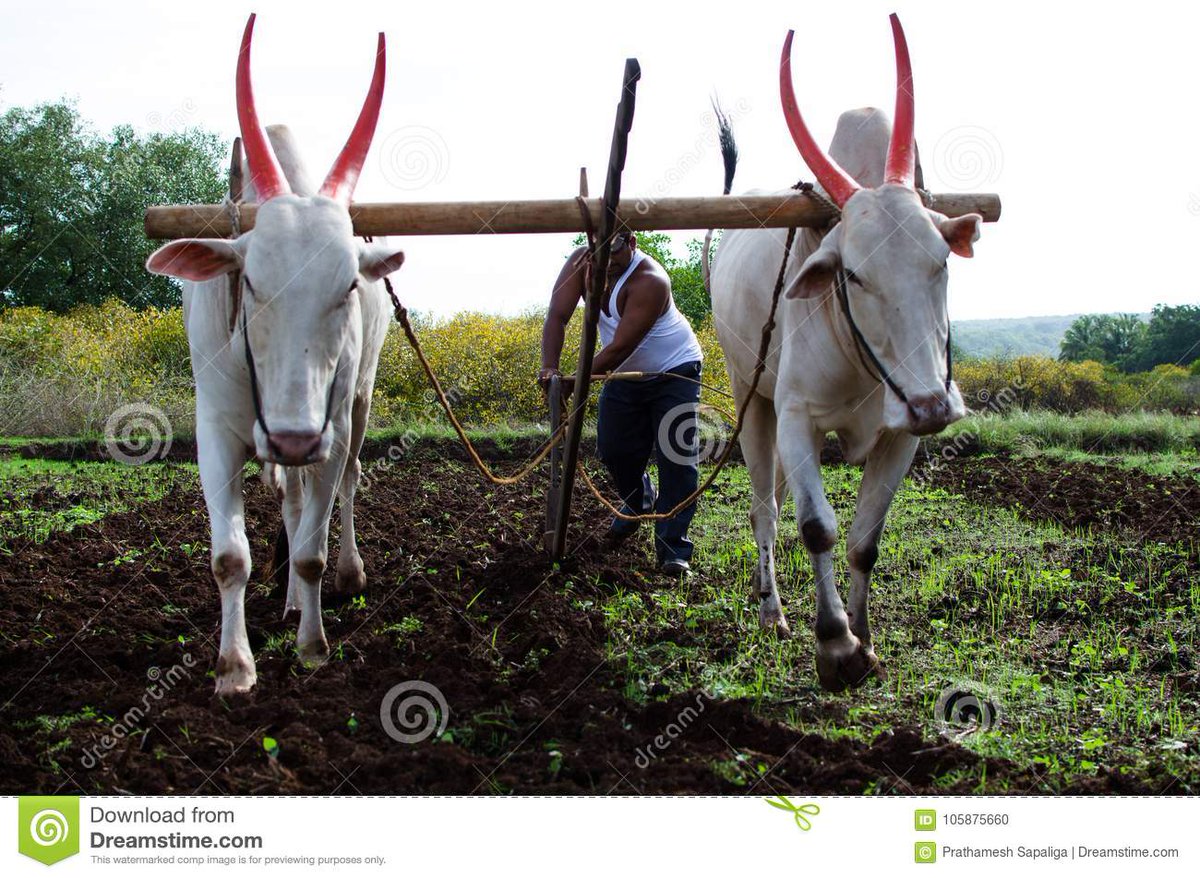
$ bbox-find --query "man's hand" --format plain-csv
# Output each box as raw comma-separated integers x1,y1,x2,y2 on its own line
537,367,575,400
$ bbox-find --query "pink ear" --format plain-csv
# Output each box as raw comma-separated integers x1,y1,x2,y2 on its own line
146,240,240,281
359,247,405,282
938,213,982,258
786,248,840,299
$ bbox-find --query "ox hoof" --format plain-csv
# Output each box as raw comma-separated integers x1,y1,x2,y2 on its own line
296,638,330,669
214,653,257,694
333,563,366,596
815,634,883,693
758,605,791,637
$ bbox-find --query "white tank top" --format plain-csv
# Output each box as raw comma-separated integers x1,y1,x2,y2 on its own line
597,250,703,374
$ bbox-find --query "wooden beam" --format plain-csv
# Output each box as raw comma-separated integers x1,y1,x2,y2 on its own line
144,190,1001,239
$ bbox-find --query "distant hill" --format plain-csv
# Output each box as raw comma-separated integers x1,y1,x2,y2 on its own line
951,314,1149,359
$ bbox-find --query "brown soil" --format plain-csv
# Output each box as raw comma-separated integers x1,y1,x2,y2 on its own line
0,448,1184,795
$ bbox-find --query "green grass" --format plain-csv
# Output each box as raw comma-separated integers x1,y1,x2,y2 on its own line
0,458,196,545
943,410,1200,455
602,462,1200,792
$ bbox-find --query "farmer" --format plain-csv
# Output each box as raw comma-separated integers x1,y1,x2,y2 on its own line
539,232,704,575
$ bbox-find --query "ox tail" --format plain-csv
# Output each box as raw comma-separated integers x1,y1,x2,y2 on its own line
703,97,738,296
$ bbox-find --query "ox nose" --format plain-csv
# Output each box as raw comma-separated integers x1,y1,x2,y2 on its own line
905,394,952,436
267,432,323,465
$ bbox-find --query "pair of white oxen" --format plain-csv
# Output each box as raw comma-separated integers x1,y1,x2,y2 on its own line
147,14,983,695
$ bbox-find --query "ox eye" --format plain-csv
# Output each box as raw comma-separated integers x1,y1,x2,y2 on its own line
243,277,256,297
844,269,863,286
341,279,359,305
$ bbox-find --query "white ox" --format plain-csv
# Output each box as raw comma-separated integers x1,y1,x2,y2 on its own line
145,15,405,693
710,15,983,691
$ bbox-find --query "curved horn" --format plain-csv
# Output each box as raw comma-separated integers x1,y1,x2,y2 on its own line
779,30,860,208
319,33,386,203
236,14,290,202
884,13,916,187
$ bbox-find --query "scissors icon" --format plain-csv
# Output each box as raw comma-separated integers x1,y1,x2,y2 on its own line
765,796,820,831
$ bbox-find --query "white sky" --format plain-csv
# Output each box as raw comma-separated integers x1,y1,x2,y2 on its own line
2,0,1198,320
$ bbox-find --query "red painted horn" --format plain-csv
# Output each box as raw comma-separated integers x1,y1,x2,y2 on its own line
236,14,290,202
884,13,916,188
319,33,386,203
779,29,861,208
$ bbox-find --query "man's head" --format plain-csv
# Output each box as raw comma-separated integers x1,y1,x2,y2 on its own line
606,231,637,277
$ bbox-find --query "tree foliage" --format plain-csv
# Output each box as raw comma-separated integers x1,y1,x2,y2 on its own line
1060,306,1199,373
0,100,226,312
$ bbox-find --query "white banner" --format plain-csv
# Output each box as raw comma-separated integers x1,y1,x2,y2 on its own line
3,795,1195,876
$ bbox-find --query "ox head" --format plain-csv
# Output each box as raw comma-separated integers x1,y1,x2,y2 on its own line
780,14,979,436
147,14,404,465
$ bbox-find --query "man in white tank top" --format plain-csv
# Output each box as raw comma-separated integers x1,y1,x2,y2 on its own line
540,232,703,575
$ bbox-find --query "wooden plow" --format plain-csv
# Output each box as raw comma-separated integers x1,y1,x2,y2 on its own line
144,58,1002,562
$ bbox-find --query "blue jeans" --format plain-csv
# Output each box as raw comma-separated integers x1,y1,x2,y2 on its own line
596,360,701,563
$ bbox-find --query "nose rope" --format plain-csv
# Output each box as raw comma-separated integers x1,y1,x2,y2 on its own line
238,281,340,455
832,269,952,405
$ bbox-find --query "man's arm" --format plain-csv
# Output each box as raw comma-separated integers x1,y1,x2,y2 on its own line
591,274,670,375
540,245,589,383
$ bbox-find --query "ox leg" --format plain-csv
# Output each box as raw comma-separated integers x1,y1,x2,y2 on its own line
280,468,303,615
776,406,877,692
334,393,370,594
290,456,344,666
196,420,256,694
846,431,919,669
737,388,789,636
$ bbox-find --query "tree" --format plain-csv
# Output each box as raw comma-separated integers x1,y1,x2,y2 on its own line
0,100,226,311
1059,312,1146,371
1130,304,1200,372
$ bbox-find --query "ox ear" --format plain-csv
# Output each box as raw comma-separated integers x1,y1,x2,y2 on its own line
146,239,242,282
786,229,842,299
936,213,982,258
358,241,406,282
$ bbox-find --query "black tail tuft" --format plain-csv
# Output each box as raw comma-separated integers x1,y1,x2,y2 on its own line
712,97,738,195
